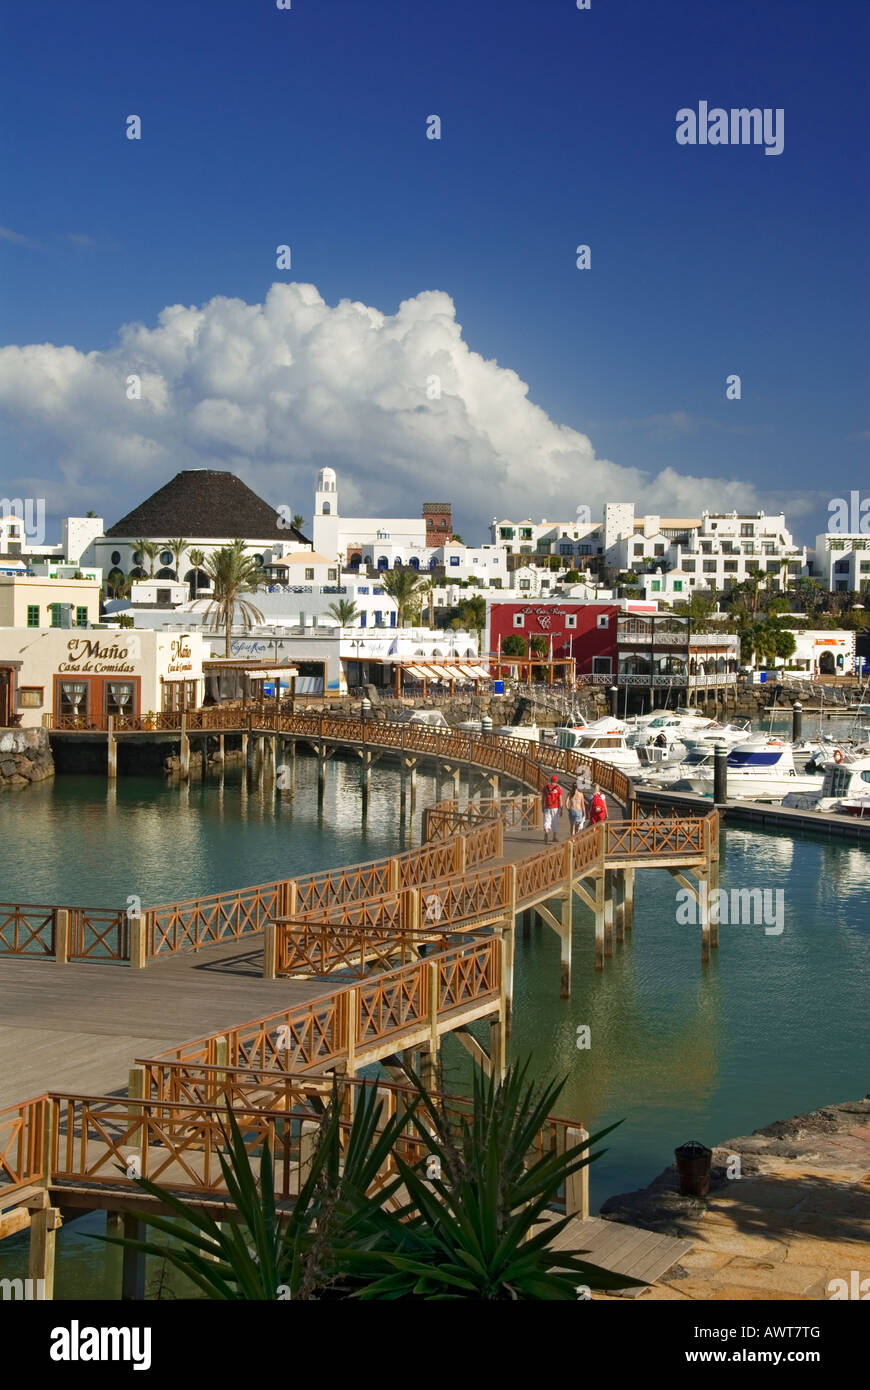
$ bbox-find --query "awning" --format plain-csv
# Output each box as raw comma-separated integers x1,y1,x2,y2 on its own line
457,664,490,681
403,664,432,679
248,667,298,680
427,665,459,681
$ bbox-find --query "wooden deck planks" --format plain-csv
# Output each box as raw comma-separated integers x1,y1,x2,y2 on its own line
549,1214,694,1294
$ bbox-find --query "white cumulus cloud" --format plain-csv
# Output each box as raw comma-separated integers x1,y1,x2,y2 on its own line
0,282,769,527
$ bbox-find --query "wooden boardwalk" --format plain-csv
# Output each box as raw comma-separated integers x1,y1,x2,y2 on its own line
0,939,324,1108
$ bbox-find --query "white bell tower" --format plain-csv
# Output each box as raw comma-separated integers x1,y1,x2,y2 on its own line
315,467,339,517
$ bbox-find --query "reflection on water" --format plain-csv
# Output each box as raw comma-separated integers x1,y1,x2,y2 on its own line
0,758,867,1293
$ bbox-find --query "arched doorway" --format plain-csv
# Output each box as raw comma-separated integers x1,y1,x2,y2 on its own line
377,556,388,570
818,651,835,675
349,552,362,569
409,556,420,570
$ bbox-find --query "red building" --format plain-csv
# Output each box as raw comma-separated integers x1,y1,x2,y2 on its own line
486,600,620,679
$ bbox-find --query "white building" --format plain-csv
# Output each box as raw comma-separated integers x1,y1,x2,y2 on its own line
0,627,204,728
202,625,480,696
490,503,807,593
811,531,870,594
93,469,310,595
783,629,856,676
312,468,433,570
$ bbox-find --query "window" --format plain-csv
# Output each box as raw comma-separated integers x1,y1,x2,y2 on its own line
359,613,367,627
592,656,611,673
328,568,337,581
374,611,383,626
18,688,43,708
59,680,88,717
520,528,533,540
49,603,63,627
673,581,683,592
26,605,39,628
565,614,577,628
357,586,369,594
701,542,712,554
654,544,665,556
305,568,314,581
633,544,644,556
651,581,661,592
390,612,396,627
682,560,696,572
450,556,460,566
160,550,173,566
75,606,88,625
703,560,717,573
518,579,531,591
740,523,754,537
743,542,755,555
723,561,738,573
104,682,135,718
513,614,525,627
579,544,592,556
111,551,121,566
596,615,609,629
559,544,573,555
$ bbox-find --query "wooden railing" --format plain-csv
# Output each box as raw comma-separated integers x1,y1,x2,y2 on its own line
0,1096,46,1196
2,1074,588,1218
0,904,128,961
152,935,502,1075
605,815,714,859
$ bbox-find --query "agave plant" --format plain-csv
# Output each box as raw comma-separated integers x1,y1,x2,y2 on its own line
345,1062,628,1300
95,1064,632,1301
94,1081,417,1300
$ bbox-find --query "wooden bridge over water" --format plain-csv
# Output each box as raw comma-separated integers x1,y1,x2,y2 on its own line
0,715,717,1297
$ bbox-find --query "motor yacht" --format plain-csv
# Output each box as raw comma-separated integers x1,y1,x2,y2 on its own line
554,719,642,773
677,736,824,802
782,751,870,813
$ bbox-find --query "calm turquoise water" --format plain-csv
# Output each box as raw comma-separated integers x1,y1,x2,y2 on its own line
0,754,867,1296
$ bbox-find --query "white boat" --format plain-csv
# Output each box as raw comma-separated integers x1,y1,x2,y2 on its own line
553,720,642,773
540,713,590,747
638,745,716,787
678,737,824,802
496,723,547,745
782,751,870,812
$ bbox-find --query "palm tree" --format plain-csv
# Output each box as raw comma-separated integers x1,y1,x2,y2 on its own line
165,537,188,580
379,568,429,626
188,548,206,600
134,539,159,578
196,541,265,657
325,598,359,627
104,569,131,601
292,514,306,533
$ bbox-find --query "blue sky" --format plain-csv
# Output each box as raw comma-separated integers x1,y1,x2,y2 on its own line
1,0,867,543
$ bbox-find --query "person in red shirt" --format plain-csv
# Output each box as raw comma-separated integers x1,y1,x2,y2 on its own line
588,783,608,824
542,774,563,843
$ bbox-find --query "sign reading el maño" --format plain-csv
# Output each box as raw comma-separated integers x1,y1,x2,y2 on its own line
58,637,136,674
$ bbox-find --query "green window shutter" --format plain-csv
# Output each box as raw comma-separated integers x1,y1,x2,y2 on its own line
27,604,40,627
50,603,62,627
76,606,88,625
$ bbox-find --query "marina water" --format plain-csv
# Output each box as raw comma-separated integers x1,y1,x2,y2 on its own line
0,753,866,1297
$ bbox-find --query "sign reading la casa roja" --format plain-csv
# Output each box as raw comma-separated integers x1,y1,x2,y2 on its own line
58,637,136,674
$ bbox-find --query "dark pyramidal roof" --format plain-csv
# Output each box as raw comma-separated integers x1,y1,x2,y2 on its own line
105,470,307,543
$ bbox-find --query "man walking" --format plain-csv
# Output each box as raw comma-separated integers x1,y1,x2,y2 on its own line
542,773,563,843
588,783,608,824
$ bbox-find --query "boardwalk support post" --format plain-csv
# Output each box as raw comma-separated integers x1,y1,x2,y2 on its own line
128,913,147,969
28,1205,61,1300
565,1126,590,1220
107,714,116,780
560,841,573,999
263,921,277,979
604,869,615,958
54,908,69,965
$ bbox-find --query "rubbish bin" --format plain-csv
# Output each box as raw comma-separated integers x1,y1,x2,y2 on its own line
674,1140,712,1197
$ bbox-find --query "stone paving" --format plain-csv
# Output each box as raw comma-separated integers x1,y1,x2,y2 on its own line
595,1097,870,1301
